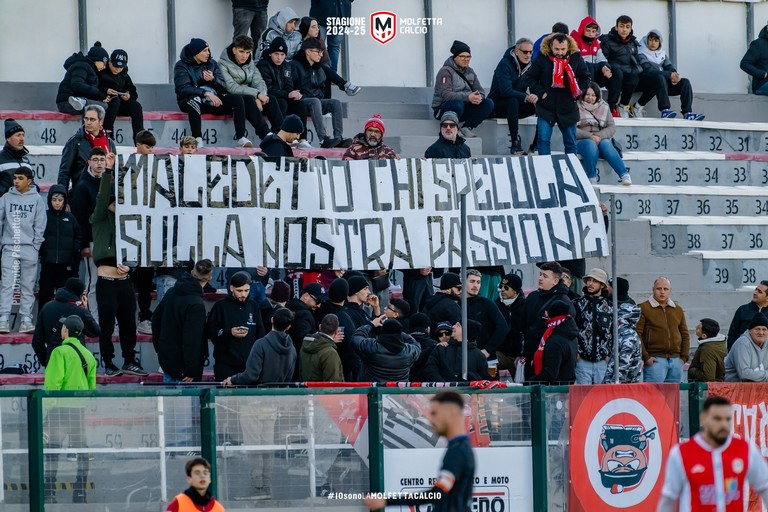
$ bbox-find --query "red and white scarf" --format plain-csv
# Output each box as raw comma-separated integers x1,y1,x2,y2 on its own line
549,55,582,99
533,315,569,375
85,127,110,153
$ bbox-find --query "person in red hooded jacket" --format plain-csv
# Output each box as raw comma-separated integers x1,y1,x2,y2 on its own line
571,17,615,89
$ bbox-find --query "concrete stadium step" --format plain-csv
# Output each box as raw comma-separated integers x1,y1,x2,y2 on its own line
690,250,768,291
595,185,768,220
643,216,768,255
344,102,433,120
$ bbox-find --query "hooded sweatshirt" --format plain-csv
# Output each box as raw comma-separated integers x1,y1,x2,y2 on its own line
300,332,344,382
352,324,421,382
230,330,297,384
570,17,609,68
637,29,676,78
56,52,103,104
741,26,768,93
40,184,81,265
173,43,228,108
218,44,268,97
688,333,727,382
725,330,768,382
0,182,46,259
259,7,302,60
206,293,266,378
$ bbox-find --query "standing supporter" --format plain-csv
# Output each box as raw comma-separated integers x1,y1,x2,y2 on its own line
602,302,643,383
309,0,352,72
343,114,397,160
90,157,147,376
258,7,302,59
573,268,613,384
727,280,768,350
599,16,652,118
300,313,344,382
576,82,632,185
401,267,434,315
424,112,471,158
152,259,213,383
741,23,768,95
98,49,144,141
133,133,156,335
206,271,265,381
489,38,536,154
219,35,281,138
724,313,768,382
256,37,309,145
688,318,726,382
495,273,526,373
33,278,99,368
259,114,303,159
167,457,224,512
638,30,705,120
70,147,107,320
287,282,327,378
298,17,360,96
423,320,491,382
465,269,509,359
344,276,375,328
179,136,198,155
636,277,690,383
231,0,269,42
431,40,494,139
408,313,438,381
259,280,290,329
525,32,590,156
316,278,359,381
532,22,569,60
0,166,46,333
528,301,578,384
384,299,410,322
174,38,253,148
352,318,420,382
614,276,636,305
38,184,81,313
571,17,613,85
0,119,31,197
56,42,110,114
292,38,351,148
43,315,97,504
58,105,116,189
424,272,462,330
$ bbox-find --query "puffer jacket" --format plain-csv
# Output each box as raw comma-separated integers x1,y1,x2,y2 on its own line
218,44,267,97
98,66,138,100
422,339,490,382
56,52,103,104
57,127,116,188
424,133,471,159
0,143,31,197
292,52,327,99
431,57,486,110
528,316,579,384
259,7,302,59
342,134,397,160
599,27,643,75
256,53,295,99
351,324,420,382
727,301,768,350
489,47,530,103
603,303,643,383
574,289,613,362
173,43,228,108
40,184,81,265
741,26,768,93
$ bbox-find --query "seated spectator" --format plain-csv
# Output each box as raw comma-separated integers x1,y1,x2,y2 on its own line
424,112,471,158
134,130,156,155
424,272,462,329
431,40,494,139
576,82,631,185
343,114,397,160
298,17,360,98
602,302,643,383
351,318,420,382
257,37,310,146
219,35,281,138
292,38,351,148
571,18,612,86
525,33,590,156
56,41,110,114
741,23,768,95
725,314,768,382
300,313,344,382
532,22,568,60
688,318,726,382
489,38,536,154
0,166,46,333
174,38,253,148
38,184,81,313
528,301,578,384
407,313,438,381
258,7,301,59
58,105,116,189
231,0,269,41
98,49,145,141
599,16,648,118
726,281,768,350
179,136,198,155
638,29,705,120
260,114,304,159
423,320,491,382
0,119,31,197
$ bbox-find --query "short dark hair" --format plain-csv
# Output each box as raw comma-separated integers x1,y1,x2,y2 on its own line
191,259,213,281
552,22,569,34
760,280,768,288
431,390,465,408
390,299,411,317
233,35,254,51
702,395,731,412
540,261,563,279
272,307,294,331
320,314,339,335
229,271,252,288
14,166,33,179
89,147,107,158
699,318,720,339
616,15,633,26
135,130,156,147
185,457,211,477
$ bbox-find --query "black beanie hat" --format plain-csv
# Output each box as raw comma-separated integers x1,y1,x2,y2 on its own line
500,273,523,294
450,40,471,57
699,318,720,339
347,276,369,296
263,36,288,59
381,319,403,335
440,272,461,290
408,313,431,333
229,271,252,288
546,301,571,319
749,313,768,330
87,41,109,64
187,37,208,56
616,277,631,300
270,280,291,303
65,277,86,297
281,114,304,134
329,278,349,303
4,119,23,139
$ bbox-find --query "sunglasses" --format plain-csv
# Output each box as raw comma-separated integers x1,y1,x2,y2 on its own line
499,284,512,290
437,331,451,337
518,50,533,54
441,122,457,129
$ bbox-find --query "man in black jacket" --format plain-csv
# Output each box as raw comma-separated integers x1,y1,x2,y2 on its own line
424,272,462,330
0,119,31,197
423,320,491,382
352,318,420,382
56,42,110,114
727,281,768,350
58,105,117,189
424,111,471,159
525,33,590,155
344,276,374,329
32,278,100,367
286,282,327,377
152,259,213,383
741,24,768,95
316,278,360,381
259,114,303,159
529,301,578,384
465,269,509,359
407,313,438,382
206,271,265,381
599,16,645,117
489,38,537,154
97,49,144,141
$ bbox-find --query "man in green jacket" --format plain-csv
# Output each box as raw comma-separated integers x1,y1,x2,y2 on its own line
43,315,97,504
300,313,344,382
688,318,726,382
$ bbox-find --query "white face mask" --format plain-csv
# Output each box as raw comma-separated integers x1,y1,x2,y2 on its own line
499,292,517,306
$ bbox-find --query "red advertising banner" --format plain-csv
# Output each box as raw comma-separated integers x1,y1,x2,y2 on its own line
708,382,768,512
569,384,680,511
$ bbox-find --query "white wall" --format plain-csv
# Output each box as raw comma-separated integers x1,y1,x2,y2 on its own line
515,0,588,42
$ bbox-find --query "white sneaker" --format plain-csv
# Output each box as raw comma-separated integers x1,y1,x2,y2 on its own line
344,82,361,96
137,319,153,335
460,126,477,138
621,173,632,186
619,105,631,119
631,104,647,118
589,176,599,185
195,137,205,148
19,321,35,333
0,318,9,334
68,96,87,111
237,137,253,148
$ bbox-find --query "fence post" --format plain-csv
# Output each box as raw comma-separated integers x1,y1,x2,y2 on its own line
28,390,45,512
200,389,218,495
367,388,385,493
530,386,548,512
688,382,704,436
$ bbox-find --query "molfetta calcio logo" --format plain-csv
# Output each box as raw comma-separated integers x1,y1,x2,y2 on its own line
370,11,397,44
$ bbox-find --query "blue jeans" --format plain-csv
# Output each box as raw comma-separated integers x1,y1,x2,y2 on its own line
575,359,608,384
320,25,342,72
435,99,495,129
163,373,181,385
756,82,768,96
643,357,683,383
536,118,577,155
577,138,628,179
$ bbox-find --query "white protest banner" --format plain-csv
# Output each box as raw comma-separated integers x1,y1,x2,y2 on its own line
114,154,607,269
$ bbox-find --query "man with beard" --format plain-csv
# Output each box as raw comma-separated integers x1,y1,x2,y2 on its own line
657,396,768,512
424,272,462,330
528,301,578,384
574,268,613,384
343,114,397,160
465,269,508,359
344,276,376,329
494,273,526,372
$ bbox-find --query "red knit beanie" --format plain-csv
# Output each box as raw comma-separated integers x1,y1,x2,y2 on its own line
364,114,385,136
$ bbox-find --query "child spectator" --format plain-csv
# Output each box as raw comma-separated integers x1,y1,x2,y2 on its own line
56,41,110,114
0,166,46,333
134,130,156,155
166,457,223,512
98,49,145,141
179,136,198,155
38,185,82,313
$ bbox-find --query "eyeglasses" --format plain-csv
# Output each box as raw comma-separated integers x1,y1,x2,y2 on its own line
308,49,324,54
518,50,533,54
437,332,451,337
309,294,319,304
386,305,398,314
441,123,457,129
